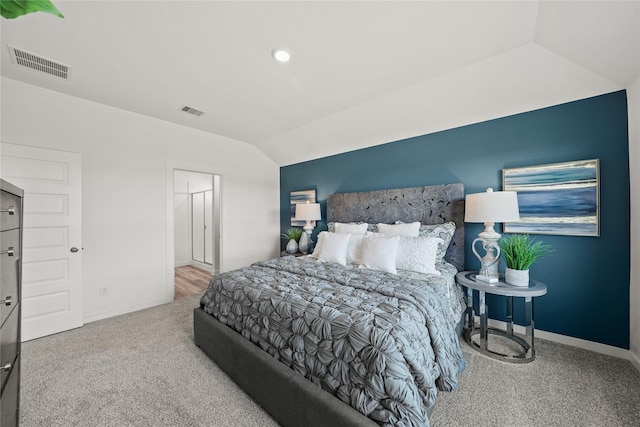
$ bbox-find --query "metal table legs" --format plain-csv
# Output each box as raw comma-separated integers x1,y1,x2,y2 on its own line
465,287,537,363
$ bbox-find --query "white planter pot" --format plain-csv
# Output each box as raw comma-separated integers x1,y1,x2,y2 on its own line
505,268,530,287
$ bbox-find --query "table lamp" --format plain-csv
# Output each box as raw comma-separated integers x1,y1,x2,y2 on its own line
465,188,520,282
294,202,321,254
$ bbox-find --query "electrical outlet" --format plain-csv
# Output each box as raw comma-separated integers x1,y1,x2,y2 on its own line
99,287,108,296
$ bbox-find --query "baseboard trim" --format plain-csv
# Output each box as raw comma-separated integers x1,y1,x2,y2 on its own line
83,297,172,324
630,350,640,371
190,260,214,272
480,317,635,366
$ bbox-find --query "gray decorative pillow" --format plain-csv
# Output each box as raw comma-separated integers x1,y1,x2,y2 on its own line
417,222,456,264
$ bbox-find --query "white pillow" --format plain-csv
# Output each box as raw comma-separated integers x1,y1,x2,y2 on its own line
376,222,420,237
359,234,400,273
334,222,368,235
317,232,351,265
311,231,327,258
346,233,369,265
312,231,365,263
396,236,443,275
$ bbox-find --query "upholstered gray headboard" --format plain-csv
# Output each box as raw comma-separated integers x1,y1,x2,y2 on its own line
326,183,465,271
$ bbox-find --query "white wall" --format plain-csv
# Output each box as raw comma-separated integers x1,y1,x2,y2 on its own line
629,77,640,367
1,77,280,323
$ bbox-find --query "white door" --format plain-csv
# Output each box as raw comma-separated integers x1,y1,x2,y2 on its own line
204,190,213,265
192,192,205,263
0,143,83,341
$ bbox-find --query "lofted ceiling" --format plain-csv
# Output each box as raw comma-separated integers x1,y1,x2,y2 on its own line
1,1,638,166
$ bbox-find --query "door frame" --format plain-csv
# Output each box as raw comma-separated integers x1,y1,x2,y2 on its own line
165,161,222,301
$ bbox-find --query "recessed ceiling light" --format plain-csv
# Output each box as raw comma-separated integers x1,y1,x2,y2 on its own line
272,47,291,63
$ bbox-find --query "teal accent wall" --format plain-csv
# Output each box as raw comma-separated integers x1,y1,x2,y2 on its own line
280,91,630,349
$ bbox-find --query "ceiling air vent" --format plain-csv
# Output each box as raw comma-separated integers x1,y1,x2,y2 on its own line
180,105,205,117
8,45,70,79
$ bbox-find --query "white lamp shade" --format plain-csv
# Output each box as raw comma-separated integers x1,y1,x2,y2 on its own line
294,202,321,221
464,188,520,223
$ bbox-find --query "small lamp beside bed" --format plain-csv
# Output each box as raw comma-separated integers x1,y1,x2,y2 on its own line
464,188,520,282
294,202,321,254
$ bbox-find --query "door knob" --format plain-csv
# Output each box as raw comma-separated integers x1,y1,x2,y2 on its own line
70,247,79,253
0,206,15,215
0,247,14,256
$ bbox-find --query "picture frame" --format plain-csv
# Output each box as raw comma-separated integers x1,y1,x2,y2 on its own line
502,159,600,236
290,189,316,227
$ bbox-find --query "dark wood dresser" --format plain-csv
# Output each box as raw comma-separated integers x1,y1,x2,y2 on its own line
0,179,23,427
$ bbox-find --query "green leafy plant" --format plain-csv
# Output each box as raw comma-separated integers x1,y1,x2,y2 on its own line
1,0,64,19
281,228,303,242
499,234,553,271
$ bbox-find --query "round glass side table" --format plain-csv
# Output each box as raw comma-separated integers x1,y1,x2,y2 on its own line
456,271,547,363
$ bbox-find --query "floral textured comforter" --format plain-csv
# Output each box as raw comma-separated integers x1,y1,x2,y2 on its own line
200,256,465,426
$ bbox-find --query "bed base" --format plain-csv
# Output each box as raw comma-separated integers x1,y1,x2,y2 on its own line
194,307,379,427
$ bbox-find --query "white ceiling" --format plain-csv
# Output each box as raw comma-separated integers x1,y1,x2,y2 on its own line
1,1,638,166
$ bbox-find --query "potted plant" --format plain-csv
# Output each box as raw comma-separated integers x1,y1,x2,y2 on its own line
1,0,64,19
281,228,303,254
499,234,552,286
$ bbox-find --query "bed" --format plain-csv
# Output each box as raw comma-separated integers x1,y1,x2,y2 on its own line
194,183,465,427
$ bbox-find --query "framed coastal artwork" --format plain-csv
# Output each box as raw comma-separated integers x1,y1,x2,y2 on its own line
290,189,316,227
503,159,600,236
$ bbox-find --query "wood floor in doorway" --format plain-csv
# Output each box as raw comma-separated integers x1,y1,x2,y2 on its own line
175,265,213,300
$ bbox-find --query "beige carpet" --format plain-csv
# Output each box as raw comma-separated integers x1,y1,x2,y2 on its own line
20,294,640,426
432,338,640,426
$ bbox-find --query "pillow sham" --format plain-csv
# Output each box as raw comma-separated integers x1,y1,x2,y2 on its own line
359,234,400,274
346,234,367,265
396,236,443,275
393,221,456,264
316,232,351,265
416,222,456,264
313,231,370,265
310,231,327,258
334,222,368,235
328,222,375,233
376,221,420,237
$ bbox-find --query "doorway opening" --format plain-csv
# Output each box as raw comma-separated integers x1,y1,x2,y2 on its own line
173,170,221,299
